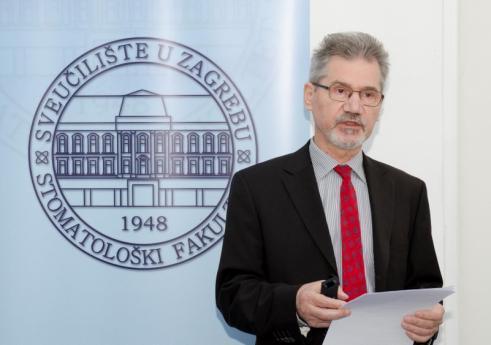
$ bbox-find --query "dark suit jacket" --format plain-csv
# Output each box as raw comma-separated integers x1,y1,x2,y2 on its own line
216,142,443,345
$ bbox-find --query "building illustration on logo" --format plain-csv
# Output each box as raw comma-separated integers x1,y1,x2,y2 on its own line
54,90,232,208
30,37,257,269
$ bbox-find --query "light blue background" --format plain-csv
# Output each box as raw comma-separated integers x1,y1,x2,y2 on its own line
0,1,309,344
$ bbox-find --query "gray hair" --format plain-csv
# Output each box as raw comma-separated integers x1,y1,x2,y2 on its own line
309,32,389,89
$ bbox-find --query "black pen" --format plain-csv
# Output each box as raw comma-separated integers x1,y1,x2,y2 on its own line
321,275,340,299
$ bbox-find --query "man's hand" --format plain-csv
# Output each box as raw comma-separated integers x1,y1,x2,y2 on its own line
401,303,444,343
296,280,351,328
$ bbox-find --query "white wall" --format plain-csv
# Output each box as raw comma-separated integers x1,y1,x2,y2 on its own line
459,1,491,344
310,1,459,344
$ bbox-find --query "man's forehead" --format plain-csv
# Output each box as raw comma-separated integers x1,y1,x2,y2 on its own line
321,56,382,89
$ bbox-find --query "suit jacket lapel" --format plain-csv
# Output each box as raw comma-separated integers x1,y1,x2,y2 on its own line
363,154,395,291
281,143,338,274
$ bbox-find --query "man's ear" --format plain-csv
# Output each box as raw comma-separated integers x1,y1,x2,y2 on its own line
304,82,314,111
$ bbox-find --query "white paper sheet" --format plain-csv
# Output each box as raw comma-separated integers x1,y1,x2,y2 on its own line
322,287,455,345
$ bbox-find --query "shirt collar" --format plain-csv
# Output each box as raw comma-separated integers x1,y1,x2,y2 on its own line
309,138,367,183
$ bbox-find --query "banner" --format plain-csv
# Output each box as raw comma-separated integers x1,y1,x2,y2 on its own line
0,1,309,344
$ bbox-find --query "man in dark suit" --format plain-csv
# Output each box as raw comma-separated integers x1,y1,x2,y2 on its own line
216,32,444,345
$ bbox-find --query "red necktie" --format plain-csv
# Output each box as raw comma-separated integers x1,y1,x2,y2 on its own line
334,165,367,301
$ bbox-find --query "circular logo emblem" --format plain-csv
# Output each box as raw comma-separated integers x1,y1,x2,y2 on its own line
29,37,257,269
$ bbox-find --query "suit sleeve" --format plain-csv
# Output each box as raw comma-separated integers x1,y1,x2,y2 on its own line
406,182,443,289
407,182,443,345
215,171,302,340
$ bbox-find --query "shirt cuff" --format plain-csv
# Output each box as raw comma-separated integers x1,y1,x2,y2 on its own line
296,313,310,337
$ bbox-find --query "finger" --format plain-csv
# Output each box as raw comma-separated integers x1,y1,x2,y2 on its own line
303,305,348,328
308,320,331,328
312,305,351,322
405,330,432,343
403,315,441,329
414,305,444,321
337,286,349,301
315,294,347,309
401,321,437,337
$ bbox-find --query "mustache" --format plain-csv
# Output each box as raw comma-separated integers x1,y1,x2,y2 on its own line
335,113,366,129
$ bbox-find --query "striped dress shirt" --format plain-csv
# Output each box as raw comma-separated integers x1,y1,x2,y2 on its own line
309,139,375,293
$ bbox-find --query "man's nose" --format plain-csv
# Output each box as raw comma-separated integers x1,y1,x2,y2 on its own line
343,91,363,113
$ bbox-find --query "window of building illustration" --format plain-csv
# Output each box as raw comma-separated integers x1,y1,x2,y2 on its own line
155,133,165,153
122,159,131,174
218,133,230,153
137,133,149,153
204,133,214,153
73,158,83,175
137,156,149,175
219,157,230,175
203,157,214,175
103,158,114,175
88,158,98,175
188,157,199,175
56,134,68,153
122,134,131,153
88,134,99,153
57,158,68,175
188,133,199,153
103,134,113,153
172,133,183,153
156,159,164,174
73,134,84,153
172,158,184,175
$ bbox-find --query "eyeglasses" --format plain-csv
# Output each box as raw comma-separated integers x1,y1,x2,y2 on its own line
311,82,384,107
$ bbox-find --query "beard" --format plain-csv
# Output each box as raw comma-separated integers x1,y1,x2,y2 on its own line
327,112,368,150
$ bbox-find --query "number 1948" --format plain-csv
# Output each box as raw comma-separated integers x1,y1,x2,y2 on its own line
122,216,168,232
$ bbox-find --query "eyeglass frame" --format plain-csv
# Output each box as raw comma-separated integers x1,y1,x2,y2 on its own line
311,81,385,107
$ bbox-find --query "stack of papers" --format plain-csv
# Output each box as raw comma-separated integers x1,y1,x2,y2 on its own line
323,287,455,345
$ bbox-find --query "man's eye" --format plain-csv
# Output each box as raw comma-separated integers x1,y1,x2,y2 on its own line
333,86,348,94
362,90,375,99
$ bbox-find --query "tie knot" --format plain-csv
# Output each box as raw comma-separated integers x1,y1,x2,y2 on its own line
334,165,352,181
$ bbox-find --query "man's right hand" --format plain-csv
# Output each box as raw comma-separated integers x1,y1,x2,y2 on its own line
296,280,351,328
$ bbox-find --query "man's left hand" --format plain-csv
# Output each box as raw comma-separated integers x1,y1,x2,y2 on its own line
401,303,444,343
